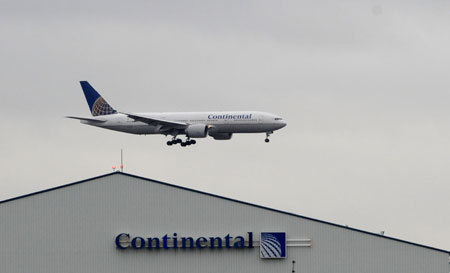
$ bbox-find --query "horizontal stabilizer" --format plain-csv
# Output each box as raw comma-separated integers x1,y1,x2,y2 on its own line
65,116,107,123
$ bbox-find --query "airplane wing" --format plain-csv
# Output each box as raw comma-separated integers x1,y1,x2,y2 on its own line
66,116,107,123
121,112,188,129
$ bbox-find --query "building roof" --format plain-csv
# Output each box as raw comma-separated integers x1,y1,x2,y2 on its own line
1,172,449,255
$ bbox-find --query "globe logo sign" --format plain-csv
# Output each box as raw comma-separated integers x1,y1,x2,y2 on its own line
260,232,286,258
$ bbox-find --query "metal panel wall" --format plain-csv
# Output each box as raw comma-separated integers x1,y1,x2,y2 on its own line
0,174,448,273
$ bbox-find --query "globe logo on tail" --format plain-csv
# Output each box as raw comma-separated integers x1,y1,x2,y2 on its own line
260,232,286,258
91,97,116,116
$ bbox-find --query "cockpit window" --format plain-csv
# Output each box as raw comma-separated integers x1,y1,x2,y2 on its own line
274,118,283,120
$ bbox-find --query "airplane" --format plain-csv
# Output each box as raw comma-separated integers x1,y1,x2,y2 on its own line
67,81,287,147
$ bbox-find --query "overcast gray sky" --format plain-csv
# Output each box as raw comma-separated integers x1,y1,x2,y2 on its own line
1,0,449,250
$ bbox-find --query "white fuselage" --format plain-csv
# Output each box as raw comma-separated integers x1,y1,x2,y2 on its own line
81,111,286,136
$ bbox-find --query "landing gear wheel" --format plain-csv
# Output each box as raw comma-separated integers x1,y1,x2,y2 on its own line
184,138,194,146
265,138,270,143
181,142,187,147
168,136,179,146
176,139,182,144
191,139,196,145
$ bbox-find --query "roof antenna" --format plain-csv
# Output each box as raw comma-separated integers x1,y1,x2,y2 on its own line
120,149,124,172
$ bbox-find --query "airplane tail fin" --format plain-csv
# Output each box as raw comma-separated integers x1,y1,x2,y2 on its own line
80,81,117,116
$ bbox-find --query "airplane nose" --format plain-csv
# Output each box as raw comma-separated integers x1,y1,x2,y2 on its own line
278,121,287,129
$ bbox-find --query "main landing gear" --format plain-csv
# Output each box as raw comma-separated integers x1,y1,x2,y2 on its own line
265,132,272,143
167,137,196,147
180,139,196,147
167,138,182,146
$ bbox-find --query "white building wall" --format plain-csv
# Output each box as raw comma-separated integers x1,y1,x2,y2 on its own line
0,173,448,273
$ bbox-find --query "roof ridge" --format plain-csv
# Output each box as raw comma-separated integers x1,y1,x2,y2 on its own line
1,171,449,255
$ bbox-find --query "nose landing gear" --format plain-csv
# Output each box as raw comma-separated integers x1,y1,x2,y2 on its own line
265,132,272,143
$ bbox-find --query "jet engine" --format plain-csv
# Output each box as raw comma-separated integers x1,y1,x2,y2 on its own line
210,133,233,140
185,124,208,138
